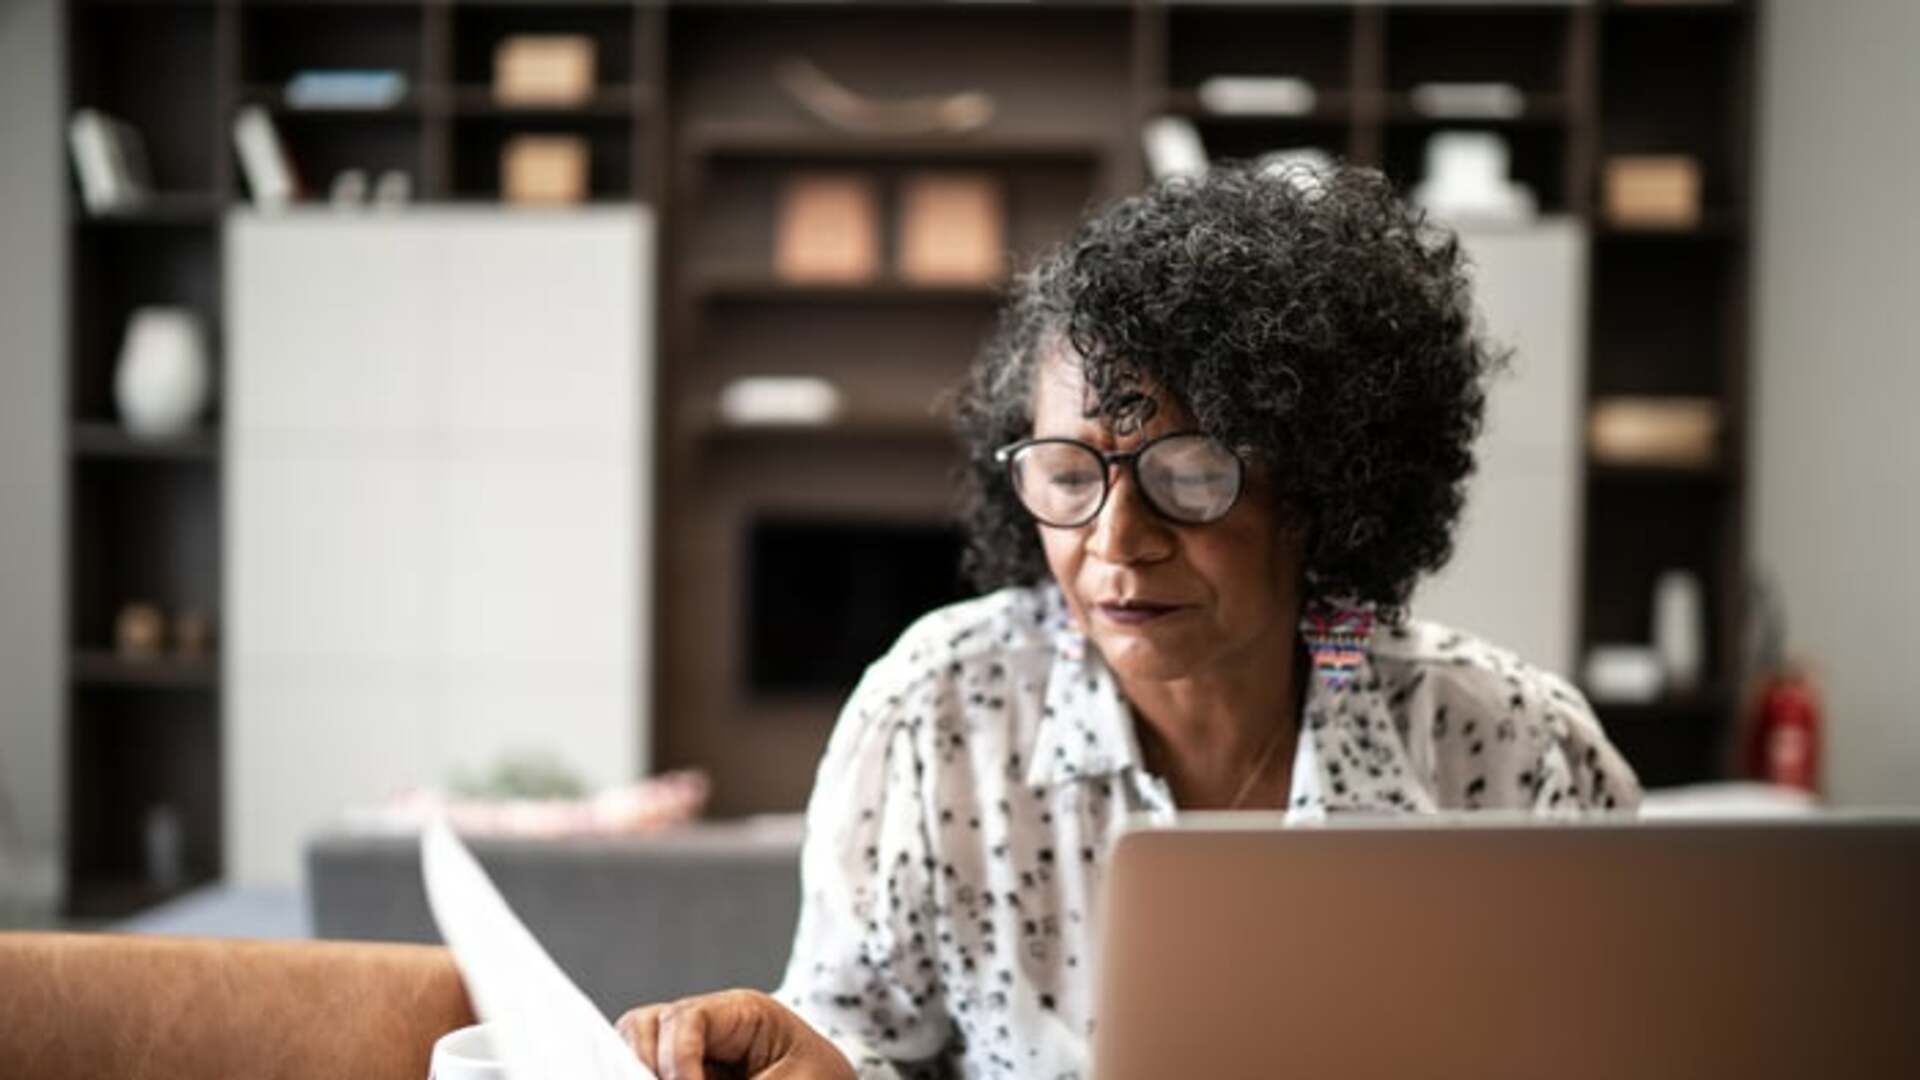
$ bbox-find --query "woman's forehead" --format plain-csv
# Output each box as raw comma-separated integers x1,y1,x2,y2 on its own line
1031,346,1194,439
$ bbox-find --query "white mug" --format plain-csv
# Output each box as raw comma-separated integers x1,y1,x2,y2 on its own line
430,1023,505,1080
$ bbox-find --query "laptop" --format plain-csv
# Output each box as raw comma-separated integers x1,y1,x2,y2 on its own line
1091,815,1920,1080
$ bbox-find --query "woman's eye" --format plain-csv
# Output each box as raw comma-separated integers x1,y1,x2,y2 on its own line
1173,472,1226,488
1049,470,1100,490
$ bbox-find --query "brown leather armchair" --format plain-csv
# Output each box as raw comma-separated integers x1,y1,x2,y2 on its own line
0,933,475,1080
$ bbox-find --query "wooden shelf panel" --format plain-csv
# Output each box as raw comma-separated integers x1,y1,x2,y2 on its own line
1587,461,1735,486
686,123,1108,164
1384,92,1573,125
242,84,426,118
72,651,217,690
693,269,1002,304
1596,212,1745,240
63,874,214,923
72,422,218,462
446,86,647,118
695,415,953,445
1589,689,1732,720
1154,89,1353,125
73,192,224,227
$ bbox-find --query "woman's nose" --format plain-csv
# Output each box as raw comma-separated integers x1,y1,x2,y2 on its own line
1084,467,1173,565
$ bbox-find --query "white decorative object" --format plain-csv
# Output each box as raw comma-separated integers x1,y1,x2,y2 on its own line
68,109,152,215
115,306,211,438
718,375,842,427
1412,131,1537,224
1409,82,1525,120
143,804,184,891
1653,570,1706,692
329,169,369,206
233,105,297,209
373,170,413,208
1197,75,1316,116
1142,116,1207,181
1584,645,1666,704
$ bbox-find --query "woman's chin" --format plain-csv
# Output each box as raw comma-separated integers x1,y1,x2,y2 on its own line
1090,629,1198,684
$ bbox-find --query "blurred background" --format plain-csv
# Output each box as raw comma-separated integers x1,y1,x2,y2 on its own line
0,0,1915,958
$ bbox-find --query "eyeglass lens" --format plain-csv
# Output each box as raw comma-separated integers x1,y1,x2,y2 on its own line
1008,435,1241,527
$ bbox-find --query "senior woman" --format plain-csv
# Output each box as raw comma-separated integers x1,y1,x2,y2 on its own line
618,162,1640,1079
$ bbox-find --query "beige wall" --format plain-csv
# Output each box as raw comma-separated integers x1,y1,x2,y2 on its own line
0,0,65,882
1753,0,1920,804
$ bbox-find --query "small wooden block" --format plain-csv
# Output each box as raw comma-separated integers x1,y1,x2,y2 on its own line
897,171,1005,285
774,173,881,283
494,35,597,106
1588,396,1722,468
1604,156,1702,228
502,135,589,205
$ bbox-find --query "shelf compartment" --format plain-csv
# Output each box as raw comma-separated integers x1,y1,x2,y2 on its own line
1382,121,1570,215
1166,7,1353,102
449,114,636,201
1590,240,1737,398
1581,482,1729,691
71,226,221,427
240,3,425,87
254,111,428,202
1384,7,1572,96
70,461,220,657
1594,696,1733,791
66,688,221,920
68,4,220,194
451,3,637,91
1599,8,1748,211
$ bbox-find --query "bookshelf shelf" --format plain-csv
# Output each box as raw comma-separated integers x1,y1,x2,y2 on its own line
71,422,218,462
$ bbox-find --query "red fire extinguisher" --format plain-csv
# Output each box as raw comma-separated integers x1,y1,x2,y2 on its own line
1746,663,1822,794
1742,576,1823,795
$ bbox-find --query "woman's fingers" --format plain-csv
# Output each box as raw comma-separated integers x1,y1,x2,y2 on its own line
656,1002,710,1080
617,990,851,1080
614,1003,666,1074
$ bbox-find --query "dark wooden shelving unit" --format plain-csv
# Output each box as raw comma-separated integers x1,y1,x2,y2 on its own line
64,1,1760,855
60,0,669,917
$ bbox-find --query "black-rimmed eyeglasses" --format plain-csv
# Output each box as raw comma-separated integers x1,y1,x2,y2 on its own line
994,432,1246,528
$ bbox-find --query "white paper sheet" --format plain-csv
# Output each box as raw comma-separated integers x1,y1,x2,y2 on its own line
422,819,658,1080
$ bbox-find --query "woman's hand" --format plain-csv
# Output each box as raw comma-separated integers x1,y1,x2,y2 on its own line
616,989,857,1080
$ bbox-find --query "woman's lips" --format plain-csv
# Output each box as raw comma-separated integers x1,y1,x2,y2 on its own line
1094,600,1187,626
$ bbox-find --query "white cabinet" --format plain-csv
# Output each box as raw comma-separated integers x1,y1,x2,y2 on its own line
1412,220,1586,678
225,209,652,885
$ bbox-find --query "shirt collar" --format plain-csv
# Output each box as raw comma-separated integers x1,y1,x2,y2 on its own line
1025,590,1435,816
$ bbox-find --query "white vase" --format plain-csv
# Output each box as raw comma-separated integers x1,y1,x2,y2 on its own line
115,306,210,439
1652,570,1705,693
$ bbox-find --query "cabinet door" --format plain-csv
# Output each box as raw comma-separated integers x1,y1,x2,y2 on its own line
1412,220,1586,679
226,209,651,885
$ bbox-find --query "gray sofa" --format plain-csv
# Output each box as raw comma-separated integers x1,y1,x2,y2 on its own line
304,820,805,1017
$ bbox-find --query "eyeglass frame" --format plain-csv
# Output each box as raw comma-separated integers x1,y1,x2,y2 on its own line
992,430,1248,529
